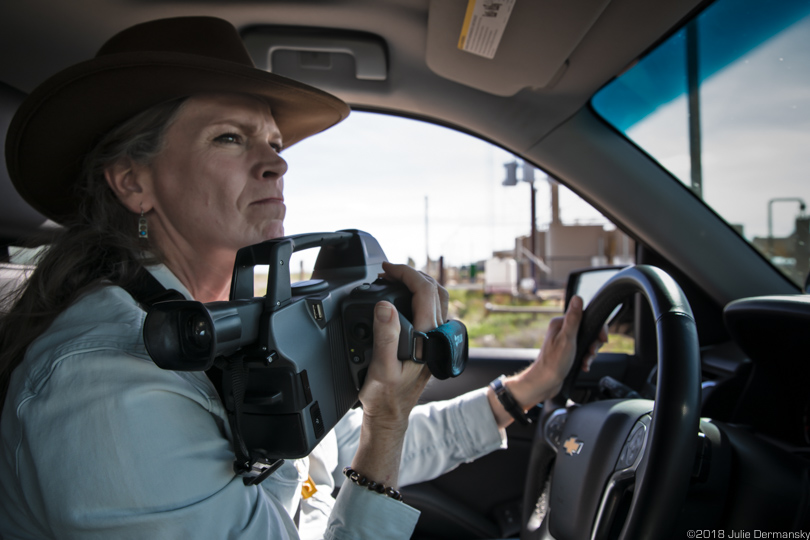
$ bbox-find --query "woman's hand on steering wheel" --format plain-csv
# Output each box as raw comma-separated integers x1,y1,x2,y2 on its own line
490,296,608,428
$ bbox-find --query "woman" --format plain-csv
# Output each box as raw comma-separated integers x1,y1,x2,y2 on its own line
0,17,603,539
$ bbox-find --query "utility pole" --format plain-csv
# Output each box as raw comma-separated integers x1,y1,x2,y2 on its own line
687,20,703,199
524,162,538,291
503,160,542,292
425,195,429,271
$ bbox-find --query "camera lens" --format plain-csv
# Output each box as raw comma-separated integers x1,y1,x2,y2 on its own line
187,313,213,350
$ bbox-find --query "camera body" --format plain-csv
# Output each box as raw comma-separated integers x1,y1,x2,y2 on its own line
342,278,416,389
143,230,449,461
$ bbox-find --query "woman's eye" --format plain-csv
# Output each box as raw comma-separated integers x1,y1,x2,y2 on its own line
215,133,242,144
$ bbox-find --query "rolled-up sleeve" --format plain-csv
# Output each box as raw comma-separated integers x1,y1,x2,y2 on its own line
334,387,506,489
325,479,420,540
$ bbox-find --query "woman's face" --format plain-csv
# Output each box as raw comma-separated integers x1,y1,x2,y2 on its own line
146,93,288,258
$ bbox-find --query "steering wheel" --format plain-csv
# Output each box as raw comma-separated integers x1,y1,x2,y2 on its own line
520,265,701,540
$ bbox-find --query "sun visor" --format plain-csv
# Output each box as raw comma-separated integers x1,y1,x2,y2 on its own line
427,0,612,96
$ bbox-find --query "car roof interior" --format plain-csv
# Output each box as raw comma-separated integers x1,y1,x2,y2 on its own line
0,0,798,306
1,0,704,144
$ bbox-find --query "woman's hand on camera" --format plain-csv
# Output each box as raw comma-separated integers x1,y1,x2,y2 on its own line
358,262,446,425
352,262,446,488
382,261,449,332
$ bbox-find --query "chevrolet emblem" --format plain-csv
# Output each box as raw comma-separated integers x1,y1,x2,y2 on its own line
563,437,584,456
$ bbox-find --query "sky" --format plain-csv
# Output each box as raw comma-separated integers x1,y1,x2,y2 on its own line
279,112,608,272
272,2,810,275
623,13,810,242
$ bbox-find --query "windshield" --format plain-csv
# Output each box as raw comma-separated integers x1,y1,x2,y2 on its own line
592,0,810,287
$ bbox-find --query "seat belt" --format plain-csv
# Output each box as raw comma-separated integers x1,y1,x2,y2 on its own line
122,267,185,307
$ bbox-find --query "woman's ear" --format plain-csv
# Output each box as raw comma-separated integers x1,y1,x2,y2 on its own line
103,158,154,213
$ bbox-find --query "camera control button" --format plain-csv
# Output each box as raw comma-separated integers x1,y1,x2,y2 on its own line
353,323,371,340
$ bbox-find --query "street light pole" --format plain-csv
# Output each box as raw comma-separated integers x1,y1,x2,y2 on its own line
425,195,429,270
503,160,542,293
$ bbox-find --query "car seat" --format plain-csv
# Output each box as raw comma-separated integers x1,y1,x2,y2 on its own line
0,81,47,301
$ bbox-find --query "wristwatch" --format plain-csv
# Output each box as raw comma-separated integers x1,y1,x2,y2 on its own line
489,375,531,425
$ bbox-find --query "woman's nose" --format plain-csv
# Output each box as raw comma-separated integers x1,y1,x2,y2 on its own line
257,145,288,180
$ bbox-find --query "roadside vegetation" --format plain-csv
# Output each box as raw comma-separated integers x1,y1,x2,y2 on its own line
261,270,634,353
448,288,634,353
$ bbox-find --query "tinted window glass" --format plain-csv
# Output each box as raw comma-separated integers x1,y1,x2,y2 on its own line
593,0,810,287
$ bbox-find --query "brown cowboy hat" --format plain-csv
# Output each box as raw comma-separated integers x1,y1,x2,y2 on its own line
5,16,351,224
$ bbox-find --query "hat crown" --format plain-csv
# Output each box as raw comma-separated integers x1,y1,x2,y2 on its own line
97,17,255,67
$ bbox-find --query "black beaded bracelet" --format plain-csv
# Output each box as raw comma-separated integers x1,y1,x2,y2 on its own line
342,466,403,501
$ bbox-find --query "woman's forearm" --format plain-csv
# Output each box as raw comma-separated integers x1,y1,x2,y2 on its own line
351,419,408,488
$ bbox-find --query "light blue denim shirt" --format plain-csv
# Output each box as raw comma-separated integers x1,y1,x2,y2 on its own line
0,265,506,539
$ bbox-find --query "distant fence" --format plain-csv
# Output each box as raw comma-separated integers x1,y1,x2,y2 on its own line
484,302,564,316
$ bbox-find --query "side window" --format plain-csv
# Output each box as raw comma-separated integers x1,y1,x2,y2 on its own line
264,112,634,352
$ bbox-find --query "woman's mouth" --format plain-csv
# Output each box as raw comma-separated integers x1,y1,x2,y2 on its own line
252,197,284,206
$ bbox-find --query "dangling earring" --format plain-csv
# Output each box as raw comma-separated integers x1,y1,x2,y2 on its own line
138,207,148,239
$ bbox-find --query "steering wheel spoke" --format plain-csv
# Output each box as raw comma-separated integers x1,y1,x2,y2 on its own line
543,406,570,452
592,414,651,540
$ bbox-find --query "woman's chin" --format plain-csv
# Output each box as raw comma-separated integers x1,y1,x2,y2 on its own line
263,222,285,241
232,222,285,250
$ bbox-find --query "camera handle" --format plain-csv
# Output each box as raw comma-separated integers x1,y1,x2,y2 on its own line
230,230,365,305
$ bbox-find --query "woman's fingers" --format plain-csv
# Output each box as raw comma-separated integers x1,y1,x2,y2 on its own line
381,261,446,331
360,300,431,427
368,301,401,379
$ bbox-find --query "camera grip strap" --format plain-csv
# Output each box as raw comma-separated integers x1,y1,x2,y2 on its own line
224,356,284,486
421,320,469,380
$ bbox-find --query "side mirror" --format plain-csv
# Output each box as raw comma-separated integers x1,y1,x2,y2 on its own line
564,266,626,310
564,266,635,338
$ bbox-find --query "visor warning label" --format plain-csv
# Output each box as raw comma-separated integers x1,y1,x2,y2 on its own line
457,0,516,60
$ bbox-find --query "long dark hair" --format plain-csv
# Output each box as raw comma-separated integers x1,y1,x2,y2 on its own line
0,98,188,415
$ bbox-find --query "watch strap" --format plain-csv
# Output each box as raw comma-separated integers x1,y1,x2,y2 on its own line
490,375,531,425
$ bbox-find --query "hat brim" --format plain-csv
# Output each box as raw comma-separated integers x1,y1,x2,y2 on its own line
6,51,350,224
